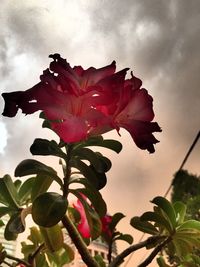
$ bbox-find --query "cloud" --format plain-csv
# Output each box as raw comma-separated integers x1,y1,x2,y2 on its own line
87,0,200,148
0,1,199,265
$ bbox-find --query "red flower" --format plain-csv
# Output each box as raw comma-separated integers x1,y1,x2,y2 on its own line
2,54,161,152
73,198,91,239
73,197,112,239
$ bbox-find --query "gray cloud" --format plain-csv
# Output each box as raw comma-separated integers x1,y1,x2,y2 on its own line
87,0,200,147
0,1,199,265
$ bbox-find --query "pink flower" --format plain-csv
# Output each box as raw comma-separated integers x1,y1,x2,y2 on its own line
73,197,112,239
2,54,161,152
73,198,91,239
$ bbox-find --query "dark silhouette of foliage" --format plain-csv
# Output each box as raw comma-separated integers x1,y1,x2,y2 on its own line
171,169,200,204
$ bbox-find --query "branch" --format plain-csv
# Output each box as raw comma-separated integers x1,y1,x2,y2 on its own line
28,243,45,266
63,144,73,198
62,215,99,267
109,236,164,267
138,236,172,267
107,238,113,264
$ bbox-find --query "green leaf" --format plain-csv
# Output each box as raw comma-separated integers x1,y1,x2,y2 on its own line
35,254,49,267
114,233,133,244
15,159,63,188
79,188,106,218
31,174,55,202
151,197,177,229
96,154,112,173
94,254,106,267
98,139,123,153
157,256,171,267
0,175,20,209
30,138,66,158
74,136,104,148
47,244,75,265
0,207,13,218
173,201,186,225
90,165,107,190
7,212,25,233
69,177,107,217
75,137,122,153
72,147,106,173
130,216,159,235
76,194,102,240
4,212,25,240
58,244,74,264
110,213,125,232
40,224,64,252
175,233,200,248
32,192,68,227
14,179,22,190
21,243,36,258
28,226,43,245
177,220,200,232
140,211,173,233
173,238,193,258
70,159,103,189
18,177,35,205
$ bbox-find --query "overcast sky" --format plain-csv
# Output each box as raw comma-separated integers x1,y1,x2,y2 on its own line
0,1,200,266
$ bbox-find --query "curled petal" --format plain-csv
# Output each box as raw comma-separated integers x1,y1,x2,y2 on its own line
2,83,45,117
122,121,162,153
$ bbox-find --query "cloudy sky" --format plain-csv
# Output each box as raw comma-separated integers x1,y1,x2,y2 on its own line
0,0,200,266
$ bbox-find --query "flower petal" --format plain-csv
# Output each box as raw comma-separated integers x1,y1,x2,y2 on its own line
73,199,91,238
51,116,88,143
121,120,162,153
117,89,154,122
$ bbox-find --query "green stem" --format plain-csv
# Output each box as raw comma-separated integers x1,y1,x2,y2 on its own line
62,215,99,267
107,235,114,264
109,236,165,267
138,236,172,267
63,144,73,198
28,243,45,266
62,144,98,266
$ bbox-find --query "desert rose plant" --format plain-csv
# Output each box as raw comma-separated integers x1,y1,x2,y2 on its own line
1,54,200,267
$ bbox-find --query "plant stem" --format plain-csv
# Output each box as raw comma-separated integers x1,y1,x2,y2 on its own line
62,144,98,266
62,215,99,267
109,236,165,267
138,236,172,267
108,239,113,263
28,243,45,266
63,144,73,198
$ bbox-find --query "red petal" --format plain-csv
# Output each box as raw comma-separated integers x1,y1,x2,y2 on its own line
73,200,91,238
117,89,154,122
51,117,88,143
121,121,162,153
